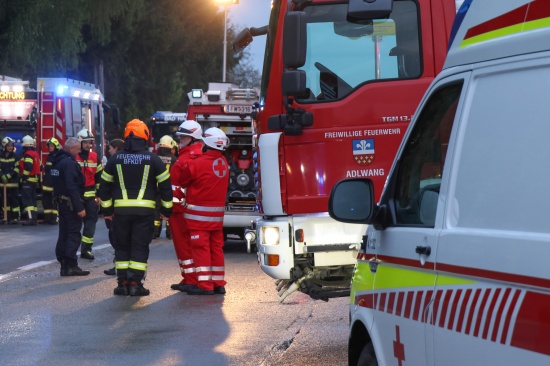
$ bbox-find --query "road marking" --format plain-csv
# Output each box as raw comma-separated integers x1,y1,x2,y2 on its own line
0,243,112,284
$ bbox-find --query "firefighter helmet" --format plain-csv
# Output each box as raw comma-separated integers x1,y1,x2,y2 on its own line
202,127,229,151
46,137,61,149
22,135,35,147
176,120,202,140
158,135,175,148
2,136,15,147
77,128,94,142
124,119,150,140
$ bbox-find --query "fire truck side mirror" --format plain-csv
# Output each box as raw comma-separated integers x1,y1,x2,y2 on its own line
233,28,253,53
112,107,120,132
283,12,307,69
282,70,306,97
347,0,393,20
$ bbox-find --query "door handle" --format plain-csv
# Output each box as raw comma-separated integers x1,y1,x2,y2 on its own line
415,246,431,256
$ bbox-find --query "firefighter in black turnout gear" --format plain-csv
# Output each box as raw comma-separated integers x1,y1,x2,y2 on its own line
42,138,61,225
100,119,172,296
1,137,20,224
52,137,89,276
153,135,177,239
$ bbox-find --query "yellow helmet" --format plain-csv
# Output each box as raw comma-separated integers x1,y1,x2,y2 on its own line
46,137,61,149
158,135,175,149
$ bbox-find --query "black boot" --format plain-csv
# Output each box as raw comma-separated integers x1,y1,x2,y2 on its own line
104,267,116,275
128,281,150,296
166,223,171,239
114,280,129,295
59,259,68,276
80,245,95,260
186,285,214,295
62,266,90,276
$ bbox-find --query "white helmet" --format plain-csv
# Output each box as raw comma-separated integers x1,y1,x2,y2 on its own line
158,135,175,148
77,128,94,142
176,120,202,140
202,127,229,151
22,135,35,147
2,136,15,147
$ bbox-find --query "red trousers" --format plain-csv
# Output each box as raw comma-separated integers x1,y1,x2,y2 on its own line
169,213,196,285
189,229,226,291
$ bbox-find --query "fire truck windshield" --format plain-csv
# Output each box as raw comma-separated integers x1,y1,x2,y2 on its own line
297,1,420,102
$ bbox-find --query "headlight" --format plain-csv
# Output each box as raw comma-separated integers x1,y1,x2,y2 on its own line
262,226,280,245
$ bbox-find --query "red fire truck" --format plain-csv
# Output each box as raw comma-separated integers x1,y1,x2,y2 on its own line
234,0,459,301
186,82,260,244
0,76,107,219
0,76,107,166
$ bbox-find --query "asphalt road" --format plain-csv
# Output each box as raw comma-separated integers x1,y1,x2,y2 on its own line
0,223,349,365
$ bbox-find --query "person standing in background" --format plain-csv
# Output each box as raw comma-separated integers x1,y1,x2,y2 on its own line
17,135,41,226
0,137,20,224
153,135,177,240
76,128,102,260
41,137,62,225
102,138,124,276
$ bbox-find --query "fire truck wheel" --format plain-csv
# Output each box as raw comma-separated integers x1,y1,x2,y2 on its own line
357,341,378,366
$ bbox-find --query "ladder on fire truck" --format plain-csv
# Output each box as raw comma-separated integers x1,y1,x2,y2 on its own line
38,79,56,165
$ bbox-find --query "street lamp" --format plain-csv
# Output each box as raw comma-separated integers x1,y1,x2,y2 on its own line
215,0,239,82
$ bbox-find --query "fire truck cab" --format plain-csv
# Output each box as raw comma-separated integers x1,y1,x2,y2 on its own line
330,0,550,364
186,82,260,248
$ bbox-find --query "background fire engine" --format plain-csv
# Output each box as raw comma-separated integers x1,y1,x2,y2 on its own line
186,82,260,248
1,76,108,218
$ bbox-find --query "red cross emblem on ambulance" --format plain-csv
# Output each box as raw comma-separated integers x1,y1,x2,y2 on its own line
212,158,228,178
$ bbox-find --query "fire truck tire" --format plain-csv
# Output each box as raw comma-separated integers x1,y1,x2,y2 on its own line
357,341,378,366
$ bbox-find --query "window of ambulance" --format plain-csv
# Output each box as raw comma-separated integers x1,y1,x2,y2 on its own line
452,65,550,233
393,82,463,226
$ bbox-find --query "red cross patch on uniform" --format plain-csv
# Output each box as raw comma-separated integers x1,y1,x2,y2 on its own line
212,158,228,178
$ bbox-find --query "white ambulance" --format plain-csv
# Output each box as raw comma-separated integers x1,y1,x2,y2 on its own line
328,0,550,364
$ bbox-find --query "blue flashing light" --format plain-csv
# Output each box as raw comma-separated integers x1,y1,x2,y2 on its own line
57,85,68,96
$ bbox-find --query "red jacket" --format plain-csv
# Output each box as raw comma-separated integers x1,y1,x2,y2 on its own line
18,149,41,183
76,150,102,198
176,149,229,230
171,143,203,214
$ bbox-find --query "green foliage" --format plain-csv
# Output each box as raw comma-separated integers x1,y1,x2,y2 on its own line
0,0,258,137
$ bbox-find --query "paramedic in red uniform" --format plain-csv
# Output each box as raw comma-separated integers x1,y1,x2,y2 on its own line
76,128,102,260
169,120,203,292
175,127,229,295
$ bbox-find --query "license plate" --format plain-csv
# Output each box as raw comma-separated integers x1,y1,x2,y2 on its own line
224,105,252,114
